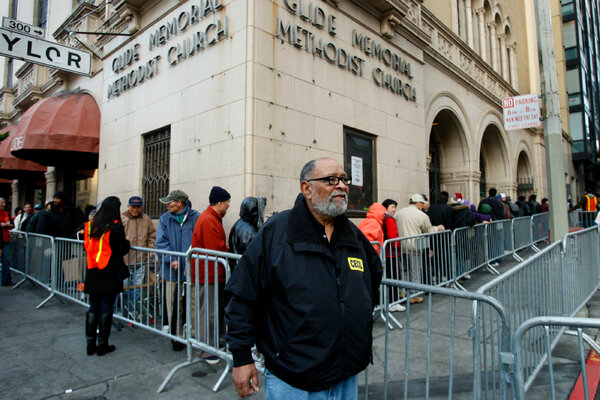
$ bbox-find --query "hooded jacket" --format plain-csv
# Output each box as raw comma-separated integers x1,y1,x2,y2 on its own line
357,202,386,254
229,196,267,256
224,195,382,392
156,207,200,281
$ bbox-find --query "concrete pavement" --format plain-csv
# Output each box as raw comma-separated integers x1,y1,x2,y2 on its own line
2,248,599,399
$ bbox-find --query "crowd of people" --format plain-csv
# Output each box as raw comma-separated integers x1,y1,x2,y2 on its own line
356,188,556,311
1,159,599,398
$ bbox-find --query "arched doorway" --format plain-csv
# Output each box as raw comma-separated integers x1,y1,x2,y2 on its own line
429,135,441,203
428,110,469,203
516,150,533,198
479,123,510,196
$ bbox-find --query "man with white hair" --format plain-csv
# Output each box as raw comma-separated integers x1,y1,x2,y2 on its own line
225,157,382,399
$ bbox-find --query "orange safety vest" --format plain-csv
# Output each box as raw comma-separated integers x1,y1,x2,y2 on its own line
585,195,598,211
83,221,113,270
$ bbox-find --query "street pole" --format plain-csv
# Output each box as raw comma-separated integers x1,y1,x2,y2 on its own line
534,0,569,242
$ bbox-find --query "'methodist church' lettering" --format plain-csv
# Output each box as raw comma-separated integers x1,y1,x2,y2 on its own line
276,0,417,102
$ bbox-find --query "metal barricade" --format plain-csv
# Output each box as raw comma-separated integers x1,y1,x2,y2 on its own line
569,210,598,229
158,247,241,394
8,230,28,284
383,230,453,305
512,316,600,399
452,224,487,285
512,216,532,255
561,226,600,317
531,212,549,247
21,233,56,307
378,279,510,400
54,237,88,306
477,226,600,395
486,220,513,269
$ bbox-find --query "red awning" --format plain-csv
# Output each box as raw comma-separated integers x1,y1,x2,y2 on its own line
0,125,46,179
10,92,100,169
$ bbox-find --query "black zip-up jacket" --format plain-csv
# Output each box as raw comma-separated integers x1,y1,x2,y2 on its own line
224,196,382,392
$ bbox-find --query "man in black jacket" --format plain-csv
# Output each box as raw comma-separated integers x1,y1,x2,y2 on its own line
478,188,505,221
224,158,383,398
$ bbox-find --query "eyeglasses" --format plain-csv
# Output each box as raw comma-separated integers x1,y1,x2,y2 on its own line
306,176,352,186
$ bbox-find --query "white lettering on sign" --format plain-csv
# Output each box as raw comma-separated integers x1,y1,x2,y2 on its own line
502,94,541,131
10,136,24,151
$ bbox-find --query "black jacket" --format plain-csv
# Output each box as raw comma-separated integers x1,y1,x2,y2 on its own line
228,196,267,256
428,201,452,228
479,197,505,221
451,204,476,230
47,204,82,238
84,223,130,295
224,196,382,392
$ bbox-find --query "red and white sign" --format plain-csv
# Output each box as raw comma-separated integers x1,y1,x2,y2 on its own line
502,94,541,131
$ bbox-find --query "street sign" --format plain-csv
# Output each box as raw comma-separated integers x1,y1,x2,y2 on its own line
0,27,91,76
2,17,45,38
502,94,542,131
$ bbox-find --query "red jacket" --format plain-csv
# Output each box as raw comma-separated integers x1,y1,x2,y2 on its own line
357,203,386,254
191,206,228,284
0,210,11,243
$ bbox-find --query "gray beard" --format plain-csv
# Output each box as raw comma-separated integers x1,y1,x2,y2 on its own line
313,191,348,217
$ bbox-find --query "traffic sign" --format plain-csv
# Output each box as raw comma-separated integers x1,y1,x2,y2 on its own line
502,94,542,131
2,17,45,38
0,27,91,76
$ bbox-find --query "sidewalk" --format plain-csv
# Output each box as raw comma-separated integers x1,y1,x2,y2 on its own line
0,282,251,400
2,247,599,399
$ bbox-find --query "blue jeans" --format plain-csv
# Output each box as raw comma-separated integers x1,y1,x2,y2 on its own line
264,368,357,400
1,243,12,284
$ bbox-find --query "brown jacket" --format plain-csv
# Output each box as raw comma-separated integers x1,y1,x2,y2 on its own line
121,210,156,265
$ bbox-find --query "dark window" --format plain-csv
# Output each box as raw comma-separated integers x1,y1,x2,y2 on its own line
37,0,48,30
142,126,170,219
10,0,17,19
344,127,376,216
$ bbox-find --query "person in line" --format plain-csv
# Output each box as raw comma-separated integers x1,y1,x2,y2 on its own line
47,191,82,238
83,196,131,356
25,201,53,234
428,191,452,229
426,192,453,285
225,158,382,398
516,195,531,217
478,188,505,221
0,198,14,286
228,196,267,266
121,196,156,312
528,194,542,215
190,186,231,364
13,203,33,231
381,199,405,312
540,198,549,213
395,194,444,303
569,189,598,227
358,202,386,254
450,193,477,280
156,190,200,351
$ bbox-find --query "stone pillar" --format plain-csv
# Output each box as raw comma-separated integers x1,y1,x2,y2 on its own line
508,43,518,88
45,167,57,203
499,33,509,81
11,180,19,216
477,9,487,62
488,22,498,71
466,0,474,48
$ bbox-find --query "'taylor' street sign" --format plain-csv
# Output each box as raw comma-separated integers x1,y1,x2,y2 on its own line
0,27,91,76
